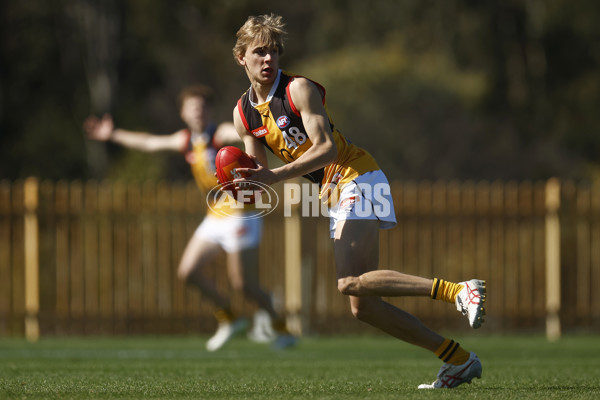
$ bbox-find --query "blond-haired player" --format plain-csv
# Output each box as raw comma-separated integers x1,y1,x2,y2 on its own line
231,14,486,388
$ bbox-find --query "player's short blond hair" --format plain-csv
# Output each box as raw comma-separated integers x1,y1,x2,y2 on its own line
177,85,214,111
232,13,287,64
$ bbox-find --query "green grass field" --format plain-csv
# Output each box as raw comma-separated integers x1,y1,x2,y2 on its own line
1,334,599,399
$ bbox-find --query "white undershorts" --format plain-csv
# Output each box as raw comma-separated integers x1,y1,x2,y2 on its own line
194,213,262,253
328,170,397,238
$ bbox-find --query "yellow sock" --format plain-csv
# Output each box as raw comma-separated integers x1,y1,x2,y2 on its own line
434,338,470,365
431,278,464,303
213,308,235,323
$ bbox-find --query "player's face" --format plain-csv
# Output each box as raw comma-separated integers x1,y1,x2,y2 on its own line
239,41,279,85
180,96,209,132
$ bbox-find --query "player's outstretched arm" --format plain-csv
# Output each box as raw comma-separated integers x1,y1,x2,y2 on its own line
83,113,186,153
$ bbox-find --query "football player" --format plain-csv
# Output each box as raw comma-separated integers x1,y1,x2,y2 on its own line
84,85,296,351
230,14,486,388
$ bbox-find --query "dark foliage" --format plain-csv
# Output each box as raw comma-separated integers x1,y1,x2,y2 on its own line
2,0,598,181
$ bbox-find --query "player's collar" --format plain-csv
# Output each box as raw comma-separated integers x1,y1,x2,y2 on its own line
249,69,282,107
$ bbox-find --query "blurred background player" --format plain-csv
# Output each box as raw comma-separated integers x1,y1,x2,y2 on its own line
84,84,296,351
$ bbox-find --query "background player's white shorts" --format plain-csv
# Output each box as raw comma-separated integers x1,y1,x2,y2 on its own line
328,170,397,238
194,213,262,253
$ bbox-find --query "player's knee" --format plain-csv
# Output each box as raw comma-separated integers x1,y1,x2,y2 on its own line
177,264,190,282
337,276,360,296
177,261,199,283
232,278,245,293
337,277,351,295
350,300,373,322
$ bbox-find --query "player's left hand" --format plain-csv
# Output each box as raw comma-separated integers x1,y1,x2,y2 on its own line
233,155,277,188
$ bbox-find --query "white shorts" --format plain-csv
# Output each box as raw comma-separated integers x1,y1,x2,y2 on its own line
194,213,262,253
328,170,397,238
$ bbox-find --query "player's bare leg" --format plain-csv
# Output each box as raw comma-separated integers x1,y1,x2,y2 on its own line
335,219,484,388
178,235,230,310
178,234,247,351
336,241,486,328
339,270,433,297
228,247,278,316
333,219,444,352
230,247,297,348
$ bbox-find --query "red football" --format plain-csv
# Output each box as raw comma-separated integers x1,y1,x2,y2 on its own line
215,146,258,202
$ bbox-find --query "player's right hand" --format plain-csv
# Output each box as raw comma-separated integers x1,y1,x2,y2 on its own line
83,113,114,141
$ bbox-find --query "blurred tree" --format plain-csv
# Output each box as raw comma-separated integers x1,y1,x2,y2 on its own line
1,0,599,182
66,0,121,177
1,0,90,179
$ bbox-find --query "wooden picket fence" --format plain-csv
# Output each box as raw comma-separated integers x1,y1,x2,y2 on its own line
1,178,599,339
